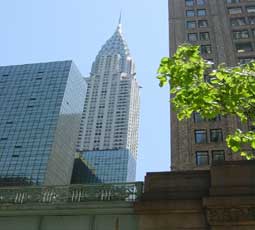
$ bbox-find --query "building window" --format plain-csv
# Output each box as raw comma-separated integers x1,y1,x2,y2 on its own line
236,42,253,52
197,0,205,6
200,32,210,41
201,45,212,54
198,20,208,28
247,6,255,13
186,21,196,29
210,129,223,142
193,112,206,122
212,150,225,162
231,17,246,26
186,10,195,17
196,151,209,166
228,7,242,14
226,0,240,3
239,57,254,64
233,30,249,39
195,130,207,144
188,33,198,41
185,0,194,6
197,9,206,16
252,29,255,37
249,16,255,24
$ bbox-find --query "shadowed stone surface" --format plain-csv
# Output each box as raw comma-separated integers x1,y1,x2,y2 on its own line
0,162,255,229
135,161,255,230
0,182,142,230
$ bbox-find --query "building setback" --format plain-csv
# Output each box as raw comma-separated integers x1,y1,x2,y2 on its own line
77,21,140,183
169,0,255,170
0,61,86,185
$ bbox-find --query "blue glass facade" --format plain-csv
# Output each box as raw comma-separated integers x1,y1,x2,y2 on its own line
0,61,86,185
80,149,136,183
71,158,102,184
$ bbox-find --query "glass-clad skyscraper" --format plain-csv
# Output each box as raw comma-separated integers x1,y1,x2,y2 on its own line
0,61,86,185
77,21,140,183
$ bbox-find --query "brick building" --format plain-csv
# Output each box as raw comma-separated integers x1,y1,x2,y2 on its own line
169,0,255,170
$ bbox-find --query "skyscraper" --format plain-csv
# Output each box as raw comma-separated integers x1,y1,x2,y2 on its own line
77,20,140,183
0,61,86,185
169,0,255,170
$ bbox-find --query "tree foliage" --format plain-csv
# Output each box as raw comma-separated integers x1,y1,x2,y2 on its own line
157,44,255,159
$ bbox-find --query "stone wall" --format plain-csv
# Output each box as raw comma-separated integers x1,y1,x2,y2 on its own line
1,161,255,229
0,182,142,230
135,161,255,230
0,215,137,230
0,202,138,230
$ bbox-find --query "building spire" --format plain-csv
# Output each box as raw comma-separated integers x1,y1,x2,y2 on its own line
118,10,122,25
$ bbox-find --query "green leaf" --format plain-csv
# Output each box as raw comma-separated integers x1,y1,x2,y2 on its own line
251,141,255,149
157,44,255,160
246,153,255,160
161,57,170,64
231,145,240,153
240,152,247,157
157,76,168,87
232,136,241,142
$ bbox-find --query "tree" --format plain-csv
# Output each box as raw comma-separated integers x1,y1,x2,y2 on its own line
157,44,255,159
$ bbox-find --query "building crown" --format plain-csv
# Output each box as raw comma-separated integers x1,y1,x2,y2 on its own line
91,15,135,75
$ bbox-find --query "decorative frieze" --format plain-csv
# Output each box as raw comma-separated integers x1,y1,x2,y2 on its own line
207,208,255,224
0,182,143,206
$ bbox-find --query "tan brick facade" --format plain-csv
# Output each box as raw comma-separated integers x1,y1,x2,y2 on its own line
169,0,255,170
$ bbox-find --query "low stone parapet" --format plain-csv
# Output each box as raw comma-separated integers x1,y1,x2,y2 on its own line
135,161,255,230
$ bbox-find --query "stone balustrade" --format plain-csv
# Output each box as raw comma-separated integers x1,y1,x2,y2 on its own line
0,182,143,205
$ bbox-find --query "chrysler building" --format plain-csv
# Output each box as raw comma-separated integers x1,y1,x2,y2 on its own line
77,19,140,182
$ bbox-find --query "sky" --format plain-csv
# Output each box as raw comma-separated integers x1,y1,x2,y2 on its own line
0,0,170,181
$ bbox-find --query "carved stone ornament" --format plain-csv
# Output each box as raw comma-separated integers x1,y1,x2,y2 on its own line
207,208,255,224
0,182,143,206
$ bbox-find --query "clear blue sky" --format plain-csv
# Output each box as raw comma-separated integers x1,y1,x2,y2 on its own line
0,0,170,181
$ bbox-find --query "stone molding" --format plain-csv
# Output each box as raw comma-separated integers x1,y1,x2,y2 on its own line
206,207,255,224
135,161,255,229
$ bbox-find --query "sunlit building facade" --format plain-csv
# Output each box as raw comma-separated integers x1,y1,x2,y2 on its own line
0,61,86,185
169,0,255,170
77,21,140,183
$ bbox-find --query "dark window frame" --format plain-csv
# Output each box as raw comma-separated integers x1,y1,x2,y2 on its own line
201,45,212,54
226,0,240,4
233,30,249,39
195,129,207,144
197,9,207,16
193,112,205,123
228,7,242,15
188,33,198,41
247,6,255,14
185,0,194,6
186,10,195,17
210,129,223,143
196,151,209,166
212,150,225,162
200,32,210,41
198,20,208,28
231,17,246,27
236,42,253,52
197,0,206,6
186,21,196,29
